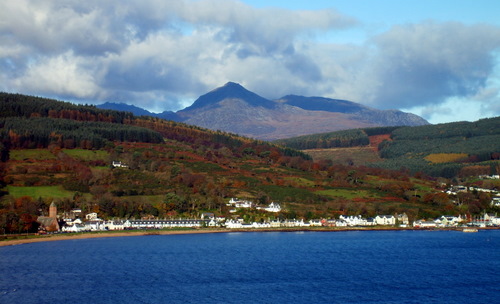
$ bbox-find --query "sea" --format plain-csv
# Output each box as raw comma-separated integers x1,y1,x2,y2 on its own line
0,230,498,304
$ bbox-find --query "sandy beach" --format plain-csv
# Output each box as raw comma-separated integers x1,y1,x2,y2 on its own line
0,229,228,247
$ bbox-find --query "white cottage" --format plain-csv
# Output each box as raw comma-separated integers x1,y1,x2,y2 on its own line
375,215,396,225
264,202,281,212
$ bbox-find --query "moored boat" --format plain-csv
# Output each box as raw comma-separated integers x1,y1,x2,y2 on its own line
462,228,478,233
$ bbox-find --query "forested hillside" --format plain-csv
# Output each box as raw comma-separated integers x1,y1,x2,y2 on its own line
0,93,497,234
274,127,399,150
0,92,133,122
0,92,308,159
276,118,500,178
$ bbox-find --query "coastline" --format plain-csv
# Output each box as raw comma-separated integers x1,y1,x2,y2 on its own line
1,227,497,247
0,229,229,247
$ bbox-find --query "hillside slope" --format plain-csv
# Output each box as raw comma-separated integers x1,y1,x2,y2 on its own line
1,93,495,234
276,118,500,178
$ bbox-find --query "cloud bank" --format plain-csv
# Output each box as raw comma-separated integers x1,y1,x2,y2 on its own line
1,0,499,122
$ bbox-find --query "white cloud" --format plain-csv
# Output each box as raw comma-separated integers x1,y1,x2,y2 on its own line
0,0,500,122
359,22,500,109
11,52,101,99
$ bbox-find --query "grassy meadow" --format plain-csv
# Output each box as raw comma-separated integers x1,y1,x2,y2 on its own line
7,185,82,199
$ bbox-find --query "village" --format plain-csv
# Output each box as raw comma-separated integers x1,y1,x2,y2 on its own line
35,196,500,234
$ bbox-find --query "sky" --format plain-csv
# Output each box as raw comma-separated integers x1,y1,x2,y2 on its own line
1,0,500,124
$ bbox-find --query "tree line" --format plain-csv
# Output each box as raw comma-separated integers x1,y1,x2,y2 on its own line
274,126,400,150
390,117,500,141
1,117,164,150
0,92,133,123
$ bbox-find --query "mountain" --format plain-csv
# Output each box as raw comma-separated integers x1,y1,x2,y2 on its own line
277,95,366,113
176,82,428,140
98,102,154,116
182,82,276,111
97,102,179,121
278,95,428,127
95,82,428,140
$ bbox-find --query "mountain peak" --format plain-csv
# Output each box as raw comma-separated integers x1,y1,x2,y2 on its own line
181,82,276,111
222,81,243,88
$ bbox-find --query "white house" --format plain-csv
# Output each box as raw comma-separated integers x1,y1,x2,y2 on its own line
85,220,104,231
435,215,463,227
375,215,396,225
282,219,307,227
334,219,348,227
104,220,125,230
397,213,409,226
112,161,128,168
225,219,243,229
264,202,281,212
270,219,281,228
490,216,500,226
309,219,323,227
339,215,370,226
63,218,82,226
62,223,86,233
228,198,253,208
251,222,271,228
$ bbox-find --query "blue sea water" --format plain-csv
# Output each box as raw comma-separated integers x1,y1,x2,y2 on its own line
0,230,499,304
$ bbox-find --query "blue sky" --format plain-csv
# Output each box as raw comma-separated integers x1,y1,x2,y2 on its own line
1,0,499,124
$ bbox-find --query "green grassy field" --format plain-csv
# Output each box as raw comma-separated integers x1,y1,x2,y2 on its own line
6,185,80,199
10,149,56,160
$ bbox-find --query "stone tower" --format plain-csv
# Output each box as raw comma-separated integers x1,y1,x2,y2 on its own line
49,202,57,218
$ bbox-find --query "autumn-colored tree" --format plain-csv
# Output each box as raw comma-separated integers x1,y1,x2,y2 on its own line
423,192,449,206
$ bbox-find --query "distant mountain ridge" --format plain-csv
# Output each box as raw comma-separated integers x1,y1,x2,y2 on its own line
97,82,429,140
98,102,178,121
276,95,366,113
98,102,154,117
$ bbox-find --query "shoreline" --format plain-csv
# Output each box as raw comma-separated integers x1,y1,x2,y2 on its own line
0,229,228,247
1,227,497,247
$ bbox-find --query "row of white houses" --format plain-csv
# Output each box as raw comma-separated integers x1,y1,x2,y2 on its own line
414,214,500,228
62,215,400,232
445,185,499,195
62,219,213,232
61,212,500,232
225,215,403,229
225,213,500,229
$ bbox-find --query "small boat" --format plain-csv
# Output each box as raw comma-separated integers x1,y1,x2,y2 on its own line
462,228,478,233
